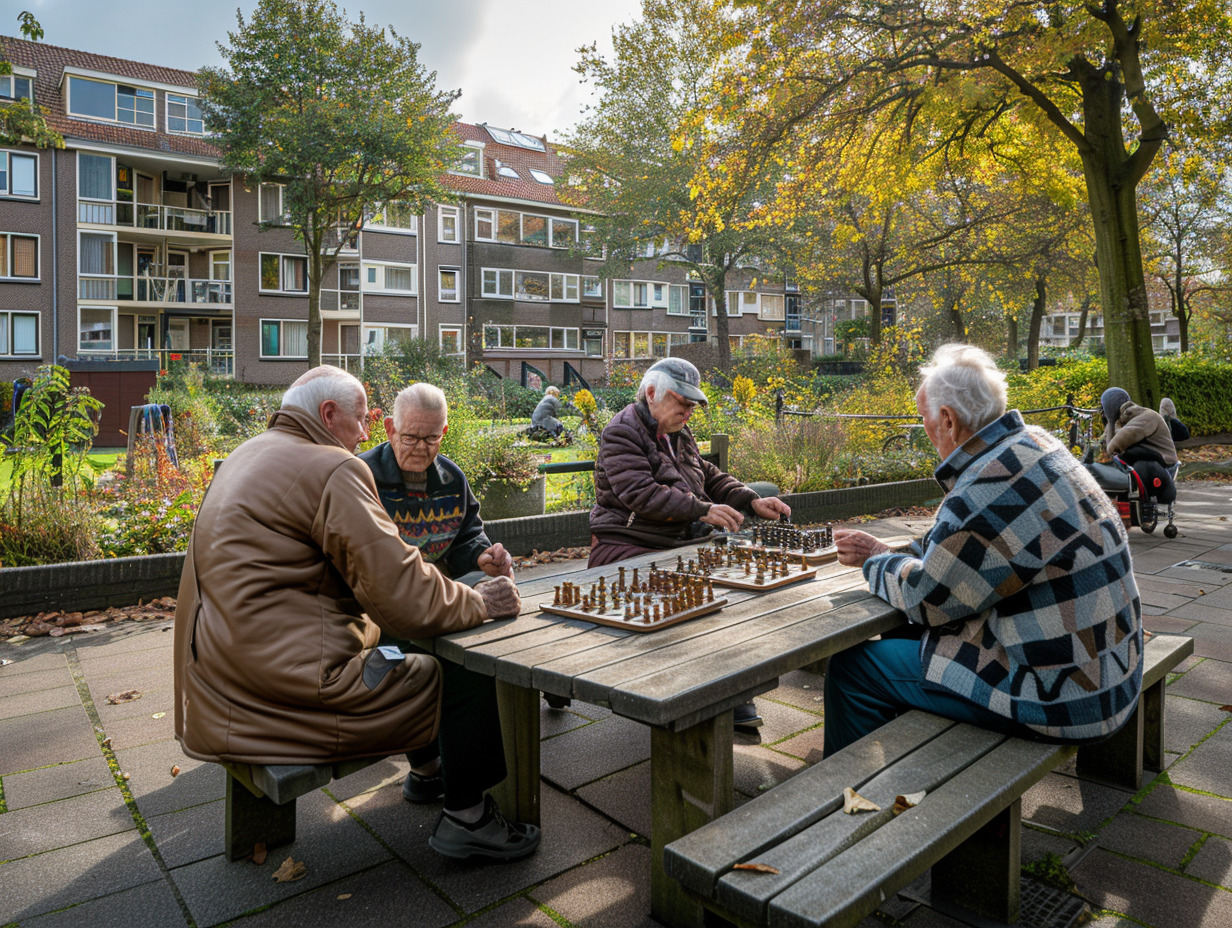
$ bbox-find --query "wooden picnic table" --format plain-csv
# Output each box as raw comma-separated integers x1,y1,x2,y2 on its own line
417,541,908,928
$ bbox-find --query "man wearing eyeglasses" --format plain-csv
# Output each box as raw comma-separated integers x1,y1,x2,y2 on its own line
360,382,513,580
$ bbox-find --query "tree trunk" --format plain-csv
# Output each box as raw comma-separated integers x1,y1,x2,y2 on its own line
1173,262,1190,353
1072,296,1091,349
708,268,731,372
948,301,963,341
1006,314,1018,359
307,244,323,369
1026,275,1045,371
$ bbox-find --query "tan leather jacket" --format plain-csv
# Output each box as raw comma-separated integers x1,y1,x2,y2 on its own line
173,405,487,765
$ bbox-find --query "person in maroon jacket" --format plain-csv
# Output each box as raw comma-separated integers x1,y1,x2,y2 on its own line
588,357,790,729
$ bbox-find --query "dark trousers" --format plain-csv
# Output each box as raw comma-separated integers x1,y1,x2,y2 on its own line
396,641,507,809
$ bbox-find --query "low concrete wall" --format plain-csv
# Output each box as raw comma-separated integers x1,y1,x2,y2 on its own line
0,479,942,619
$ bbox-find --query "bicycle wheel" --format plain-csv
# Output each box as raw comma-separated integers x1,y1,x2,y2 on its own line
881,434,908,454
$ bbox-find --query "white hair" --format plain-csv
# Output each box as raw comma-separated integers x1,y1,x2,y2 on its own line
545,385,560,397
281,367,365,417
637,368,676,402
917,344,1007,432
393,382,448,428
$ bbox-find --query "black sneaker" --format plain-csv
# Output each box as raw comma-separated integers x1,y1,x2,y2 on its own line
733,702,763,733
429,796,541,861
402,770,445,804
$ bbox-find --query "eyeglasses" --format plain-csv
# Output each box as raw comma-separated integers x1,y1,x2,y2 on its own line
668,391,699,412
396,432,444,449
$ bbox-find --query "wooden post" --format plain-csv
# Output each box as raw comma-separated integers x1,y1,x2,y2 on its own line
650,710,734,928
492,680,541,826
711,433,729,474
932,798,1022,924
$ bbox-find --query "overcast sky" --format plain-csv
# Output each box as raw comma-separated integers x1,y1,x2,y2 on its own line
14,0,644,138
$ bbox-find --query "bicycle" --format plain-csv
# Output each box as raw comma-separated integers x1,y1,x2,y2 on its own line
879,422,934,456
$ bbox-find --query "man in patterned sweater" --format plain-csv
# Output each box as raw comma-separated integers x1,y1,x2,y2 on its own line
828,345,1143,754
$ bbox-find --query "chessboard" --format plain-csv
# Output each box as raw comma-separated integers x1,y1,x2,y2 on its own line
659,544,820,591
721,522,838,566
539,565,728,633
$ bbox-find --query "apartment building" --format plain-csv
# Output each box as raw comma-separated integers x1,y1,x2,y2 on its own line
0,36,815,393
1039,285,1183,355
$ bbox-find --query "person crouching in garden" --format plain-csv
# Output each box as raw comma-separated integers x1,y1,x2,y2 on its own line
828,344,1143,754
588,357,791,730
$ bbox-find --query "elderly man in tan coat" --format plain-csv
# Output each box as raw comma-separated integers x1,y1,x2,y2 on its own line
173,366,539,861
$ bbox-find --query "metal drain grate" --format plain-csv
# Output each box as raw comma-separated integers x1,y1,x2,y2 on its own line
893,873,1087,928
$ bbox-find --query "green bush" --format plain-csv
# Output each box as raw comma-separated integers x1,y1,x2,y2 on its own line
0,485,103,566
729,417,847,493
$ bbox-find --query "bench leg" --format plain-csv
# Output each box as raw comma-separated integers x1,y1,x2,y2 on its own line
932,798,1021,924
1076,683,1155,790
650,711,734,928
491,680,541,827
224,774,296,862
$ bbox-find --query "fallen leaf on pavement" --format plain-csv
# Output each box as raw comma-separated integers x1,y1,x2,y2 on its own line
337,893,353,900
892,791,926,815
843,787,880,813
252,842,268,866
272,856,306,882
107,690,142,704
1220,705,1232,713
101,737,112,748
733,862,780,874
170,765,181,777
151,712,166,719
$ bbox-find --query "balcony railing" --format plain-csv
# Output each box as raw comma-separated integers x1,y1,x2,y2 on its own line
319,288,361,315
76,347,235,376
78,199,233,236
78,274,233,305
320,353,364,375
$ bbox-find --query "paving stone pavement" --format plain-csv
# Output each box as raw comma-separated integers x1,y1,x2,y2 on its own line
1,481,1230,927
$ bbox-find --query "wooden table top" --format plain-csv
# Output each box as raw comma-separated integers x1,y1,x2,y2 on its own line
423,544,907,731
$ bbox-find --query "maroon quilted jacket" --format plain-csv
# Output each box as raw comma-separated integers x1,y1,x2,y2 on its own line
589,400,758,548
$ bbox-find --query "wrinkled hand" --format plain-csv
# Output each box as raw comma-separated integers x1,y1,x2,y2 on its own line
700,503,744,532
834,529,891,568
476,575,521,620
477,542,513,578
750,497,791,521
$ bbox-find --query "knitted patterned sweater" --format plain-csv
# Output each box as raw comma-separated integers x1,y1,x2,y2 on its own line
863,411,1143,742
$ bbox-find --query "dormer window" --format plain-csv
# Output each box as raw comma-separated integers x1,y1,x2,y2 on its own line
530,169,554,185
166,94,204,135
66,75,154,128
496,161,519,179
0,72,32,103
454,144,483,177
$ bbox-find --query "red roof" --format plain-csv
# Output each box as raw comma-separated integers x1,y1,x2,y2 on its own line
445,122,572,208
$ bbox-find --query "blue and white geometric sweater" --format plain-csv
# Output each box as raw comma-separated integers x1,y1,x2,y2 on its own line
862,411,1143,742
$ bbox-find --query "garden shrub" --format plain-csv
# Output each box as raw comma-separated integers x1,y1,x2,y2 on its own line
729,417,846,493
0,485,104,566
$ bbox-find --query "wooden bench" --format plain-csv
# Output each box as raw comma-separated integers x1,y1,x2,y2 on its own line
220,756,389,861
664,634,1194,928
1077,632,1194,789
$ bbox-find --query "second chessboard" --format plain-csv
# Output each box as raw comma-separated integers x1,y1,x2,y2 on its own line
660,544,820,590
722,522,838,565
539,566,728,633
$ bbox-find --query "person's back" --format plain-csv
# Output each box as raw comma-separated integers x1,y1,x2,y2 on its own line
1101,387,1178,467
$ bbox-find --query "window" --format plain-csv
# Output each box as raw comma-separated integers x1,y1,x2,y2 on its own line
475,207,496,240
522,214,548,247
0,73,32,102
454,144,483,177
515,270,550,301
66,76,154,127
79,232,115,276
667,284,688,315
0,311,38,356
166,94,204,134
550,217,577,249
77,153,112,200
366,201,417,233
497,210,520,243
1,150,38,198
613,279,669,309
259,253,307,292
496,163,519,179
438,267,460,302
259,184,289,224
759,294,785,321
483,325,578,350
79,307,115,351
481,267,514,298
440,326,463,355
582,276,603,299
549,273,580,301
530,169,554,185
260,319,309,358
438,205,460,243
362,262,417,293
0,233,39,279
363,324,417,354
613,331,674,359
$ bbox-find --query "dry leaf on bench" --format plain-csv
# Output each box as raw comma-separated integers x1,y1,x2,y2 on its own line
272,856,306,883
843,787,880,814
106,690,142,705
732,862,780,874
892,791,926,816
251,842,268,866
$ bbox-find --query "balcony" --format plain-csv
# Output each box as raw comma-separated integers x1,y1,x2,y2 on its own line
78,274,233,306
319,288,361,319
76,347,235,376
78,199,233,237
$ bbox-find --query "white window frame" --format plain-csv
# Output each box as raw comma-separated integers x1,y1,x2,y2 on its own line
438,266,461,302
549,273,580,302
582,276,603,299
1,231,40,280
365,201,418,234
451,142,484,178
259,318,309,359
0,68,34,104
475,207,497,241
613,279,668,309
521,213,550,247
165,93,204,135
0,310,39,357
65,75,155,128
362,323,418,354
549,217,578,248
439,325,464,356
667,284,689,315
483,324,579,351
758,293,785,321
438,205,460,243
481,267,514,298
613,330,672,360
258,251,308,294
1,149,39,199
258,183,290,224
362,261,418,294
78,305,117,352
